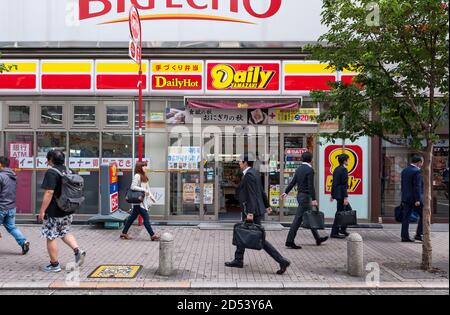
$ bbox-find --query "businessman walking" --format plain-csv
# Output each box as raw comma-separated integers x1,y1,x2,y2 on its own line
400,155,424,242
225,155,291,275
282,151,328,248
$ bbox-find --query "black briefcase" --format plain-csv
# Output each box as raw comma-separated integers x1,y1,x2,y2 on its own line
335,206,358,226
232,222,266,250
301,208,325,230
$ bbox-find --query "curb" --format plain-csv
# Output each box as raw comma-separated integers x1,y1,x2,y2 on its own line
0,281,448,291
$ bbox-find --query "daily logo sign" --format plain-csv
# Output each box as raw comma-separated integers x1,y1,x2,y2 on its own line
206,61,280,94
79,0,282,24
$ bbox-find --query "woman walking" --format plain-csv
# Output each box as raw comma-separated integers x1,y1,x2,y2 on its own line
120,161,160,241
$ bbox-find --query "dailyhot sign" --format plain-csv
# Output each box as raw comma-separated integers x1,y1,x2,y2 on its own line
0,0,327,44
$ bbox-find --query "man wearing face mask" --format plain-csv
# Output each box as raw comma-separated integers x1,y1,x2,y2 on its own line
330,154,351,239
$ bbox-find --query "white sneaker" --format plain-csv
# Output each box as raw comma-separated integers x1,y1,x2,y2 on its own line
43,263,62,273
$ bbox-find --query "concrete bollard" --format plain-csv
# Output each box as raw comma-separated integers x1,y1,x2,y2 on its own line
347,233,364,277
158,232,174,276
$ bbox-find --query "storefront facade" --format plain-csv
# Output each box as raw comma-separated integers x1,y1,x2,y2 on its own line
1,1,448,223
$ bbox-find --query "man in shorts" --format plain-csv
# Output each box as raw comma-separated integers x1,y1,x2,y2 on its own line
38,150,86,273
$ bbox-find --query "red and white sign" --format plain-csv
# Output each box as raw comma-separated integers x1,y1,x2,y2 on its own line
13,157,34,169
206,61,281,95
9,143,31,158
101,158,149,170
69,158,100,169
128,6,142,64
110,192,119,212
150,60,204,95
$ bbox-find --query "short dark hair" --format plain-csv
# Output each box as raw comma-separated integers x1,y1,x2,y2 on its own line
241,154,254,168
302,151,313,163
411,155,423,164
0,156,10,167
46,150,65,166
338,154,350,166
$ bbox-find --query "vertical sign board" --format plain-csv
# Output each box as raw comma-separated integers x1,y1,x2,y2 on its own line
100,163,119,215
318,137,370,219
109,163,119,213
8,142,33,213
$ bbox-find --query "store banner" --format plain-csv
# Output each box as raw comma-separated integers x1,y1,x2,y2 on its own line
268,108,320,125
69,158,100,169
0,1,327,44
40,60,94,94
318,137,370,219
0,60,39,94
150,60,204,95
100,158,150,170
206,61,281,95
187,98,297,109
95,60,149,94
8,142,33,214
185,109,247,125
282,61,337,95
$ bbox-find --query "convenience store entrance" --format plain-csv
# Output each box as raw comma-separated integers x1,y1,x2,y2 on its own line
201,129,316,222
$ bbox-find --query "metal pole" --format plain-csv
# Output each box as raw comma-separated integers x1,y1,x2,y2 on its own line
138,65,143,162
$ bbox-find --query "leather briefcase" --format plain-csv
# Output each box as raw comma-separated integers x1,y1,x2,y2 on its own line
335,209,358,226
301,208,325,230
232,222,266,250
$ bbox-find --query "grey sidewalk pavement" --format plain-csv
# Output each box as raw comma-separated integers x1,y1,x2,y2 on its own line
0,224,448,290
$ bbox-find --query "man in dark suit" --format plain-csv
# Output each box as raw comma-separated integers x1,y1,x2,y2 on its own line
225,155,291,275
330,154,351,239
282,152,328,248
400,155,424,242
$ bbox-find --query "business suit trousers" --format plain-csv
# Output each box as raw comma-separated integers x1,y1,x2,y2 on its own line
331,199,350,235
286,193,320,243
234,215,285,264
401,203,423,240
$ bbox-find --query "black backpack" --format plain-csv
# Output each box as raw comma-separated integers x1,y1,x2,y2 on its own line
49,168,85,214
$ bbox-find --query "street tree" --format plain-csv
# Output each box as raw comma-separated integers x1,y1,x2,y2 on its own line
310,0,449,270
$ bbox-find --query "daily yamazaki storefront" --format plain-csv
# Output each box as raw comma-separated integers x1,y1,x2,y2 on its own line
2,0,445,223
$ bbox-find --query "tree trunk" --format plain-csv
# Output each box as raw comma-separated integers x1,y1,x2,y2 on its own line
421,143,434,271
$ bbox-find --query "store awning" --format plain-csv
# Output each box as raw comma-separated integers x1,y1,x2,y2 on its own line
186,98,301,110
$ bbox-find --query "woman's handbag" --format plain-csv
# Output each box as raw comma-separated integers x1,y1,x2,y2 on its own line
125,189,145,204
335,204,358,226
301,207,325,230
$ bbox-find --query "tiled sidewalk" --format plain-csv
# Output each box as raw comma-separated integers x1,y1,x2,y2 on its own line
0,225,448,289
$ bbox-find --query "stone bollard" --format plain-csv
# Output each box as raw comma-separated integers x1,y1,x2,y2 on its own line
347,233,364,277
158,232,174,276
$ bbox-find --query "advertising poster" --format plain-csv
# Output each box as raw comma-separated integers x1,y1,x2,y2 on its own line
168,147,201,171
8,142,33,214
183,183,214,205
319,137,369,219
268,108,319,125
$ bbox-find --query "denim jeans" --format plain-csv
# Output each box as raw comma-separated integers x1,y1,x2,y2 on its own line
122,205,155,237
0,208,27,247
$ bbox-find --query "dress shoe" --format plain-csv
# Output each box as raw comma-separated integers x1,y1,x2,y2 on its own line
285,242,302,249
316,236,329,246
401,238,415,243
340,231,350,237
330,234,346,239
414,235,423,242
225,260,244,269
277,259,291,275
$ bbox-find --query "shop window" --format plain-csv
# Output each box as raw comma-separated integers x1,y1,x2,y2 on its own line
106,105,129,127
8,105,31,126
35,132,67,214
69,132,100,215
5,132,34,214
41,105,64,126
73,105,96,127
